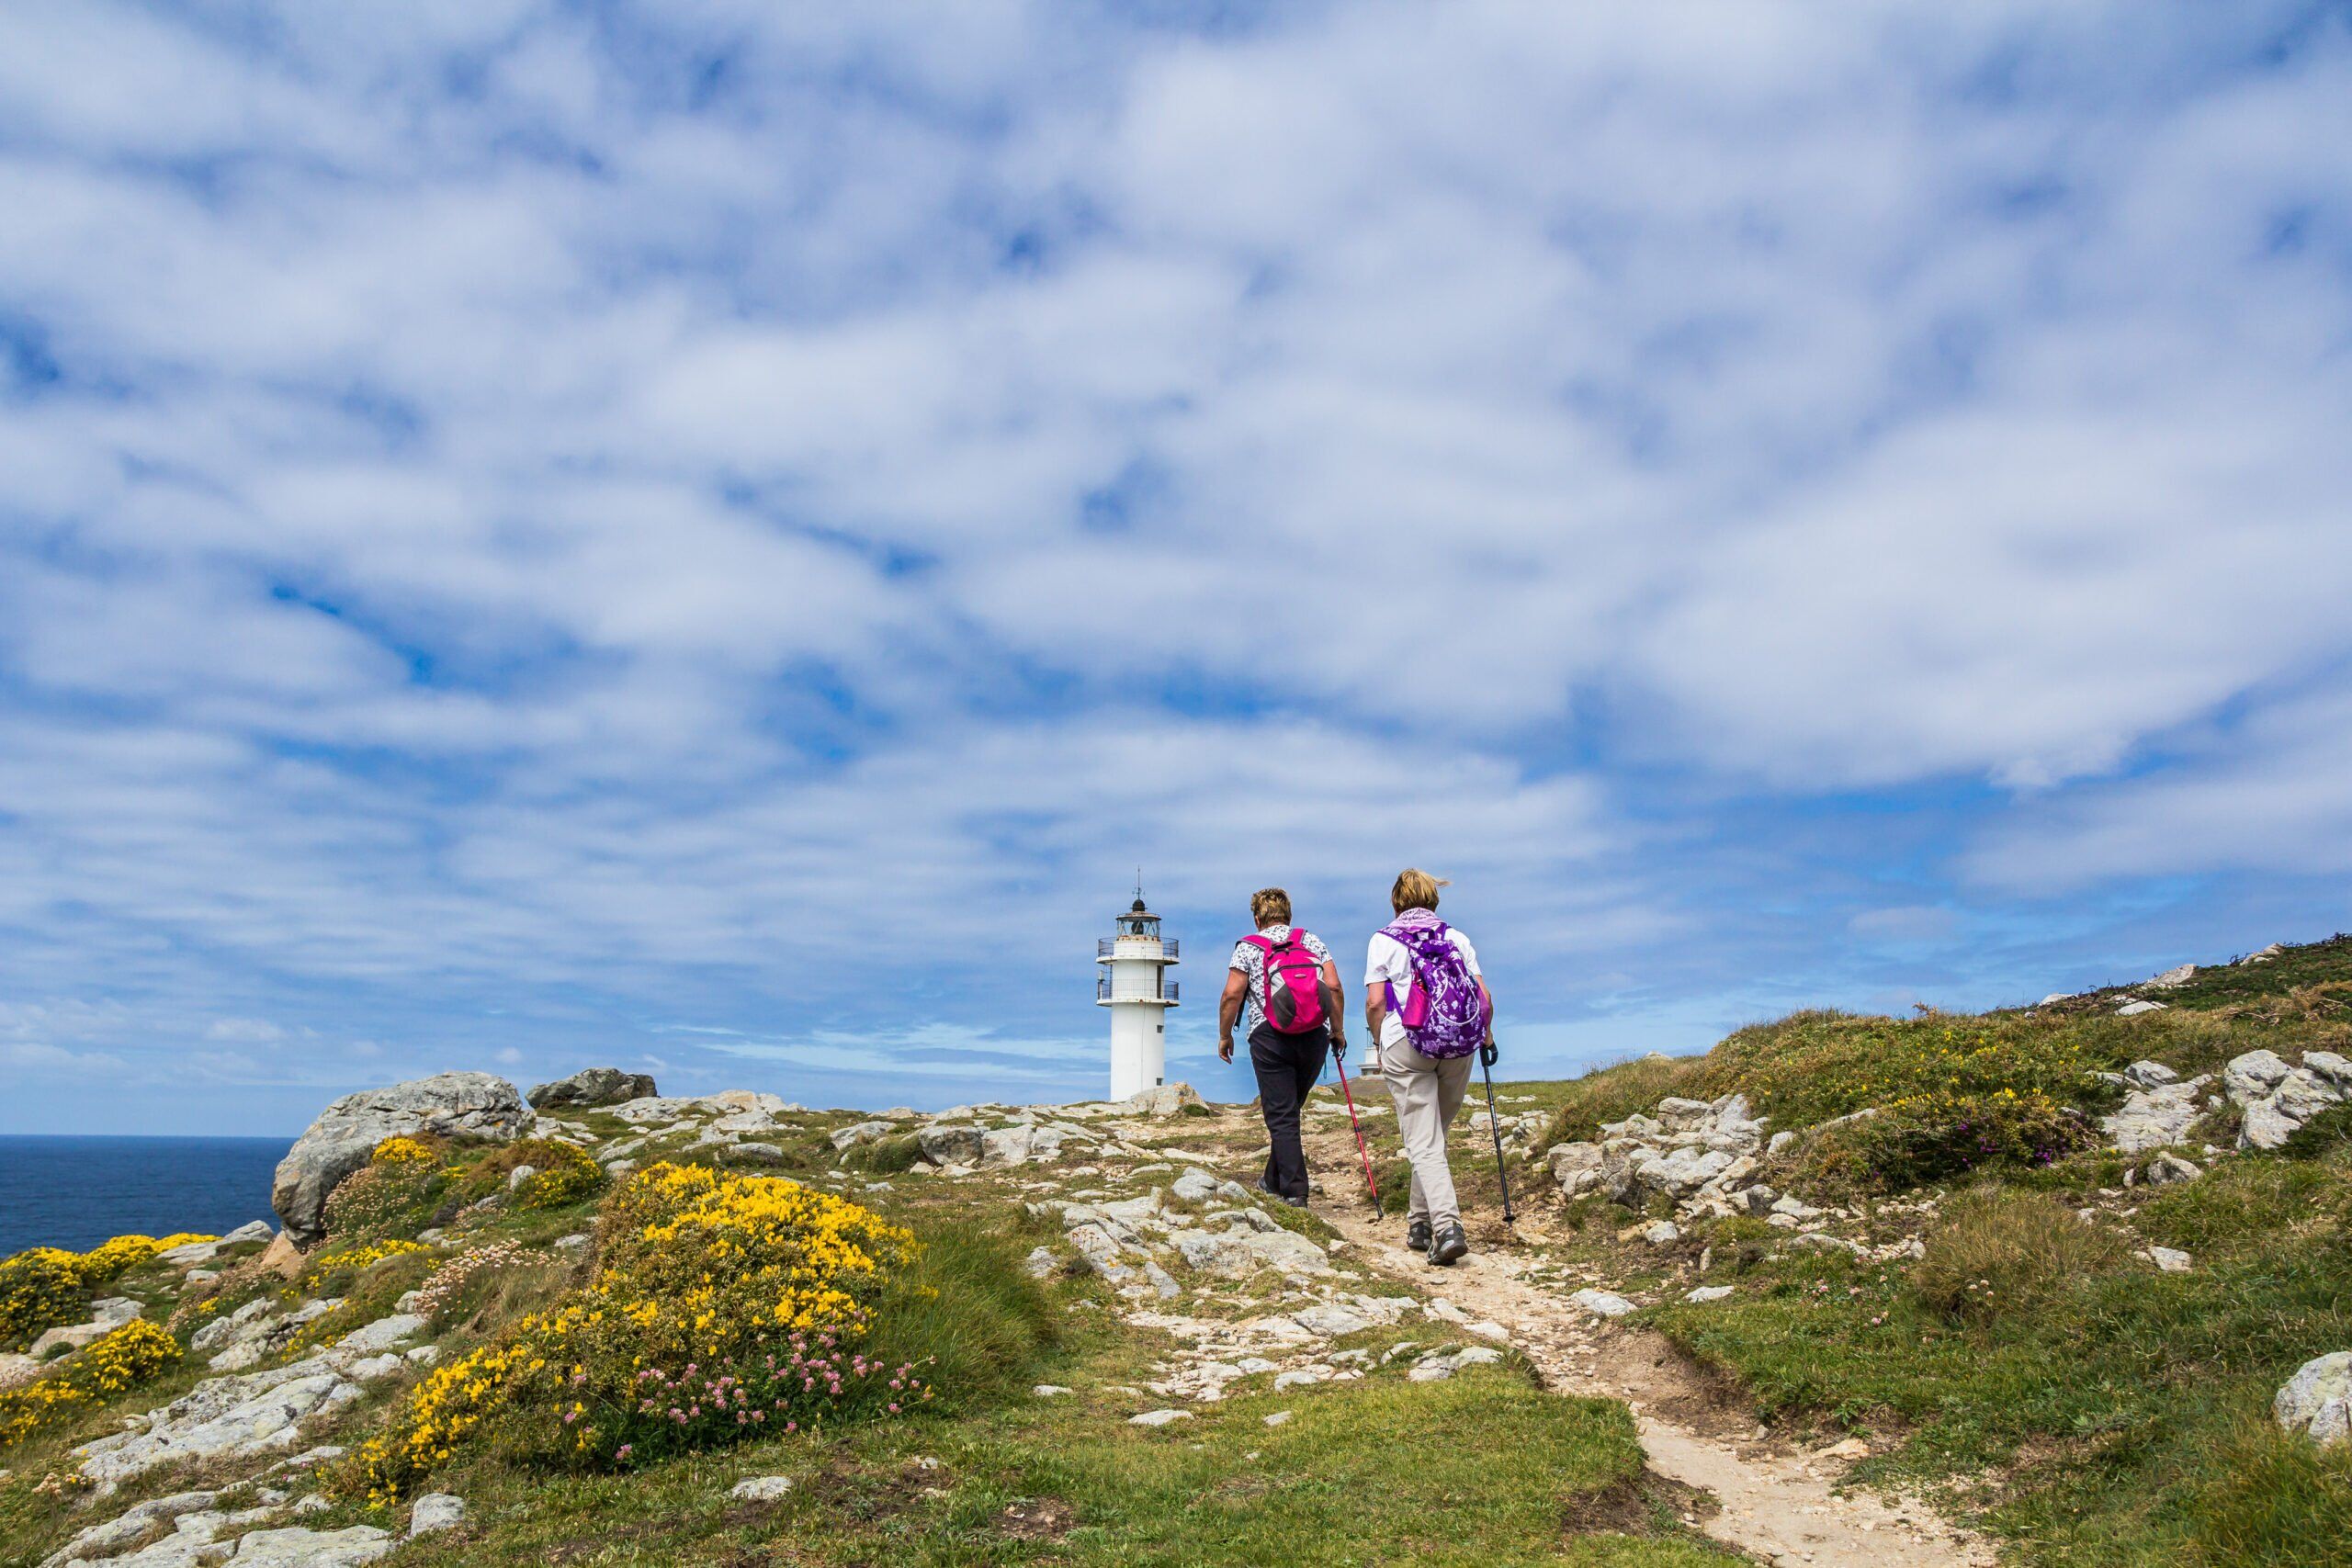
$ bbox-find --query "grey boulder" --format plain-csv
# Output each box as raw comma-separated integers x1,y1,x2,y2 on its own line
526,1068,656,1110
2275,1352,2352,1448
272,1073,531,1247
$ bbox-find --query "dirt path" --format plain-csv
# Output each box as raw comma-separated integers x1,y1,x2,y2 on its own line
1284,1119,1999,1568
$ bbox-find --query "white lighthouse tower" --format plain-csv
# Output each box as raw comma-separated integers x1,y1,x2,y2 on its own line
1097,886,1179,1102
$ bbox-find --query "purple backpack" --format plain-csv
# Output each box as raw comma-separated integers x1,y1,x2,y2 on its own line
1381,919,1489,1058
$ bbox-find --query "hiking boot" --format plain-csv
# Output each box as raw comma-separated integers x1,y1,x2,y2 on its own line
1405,1218,1432,1253
1428,1220,1469,1267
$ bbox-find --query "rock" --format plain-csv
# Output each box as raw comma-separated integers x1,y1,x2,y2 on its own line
72,1351,375,1491
2102,1076,2211,1155
2144,1152,2202,1186
223,1527,392,1565
2115,999,2166,1017
505,1165,538,1190
30,1298,144,1359
917,1124,987,1167
1129,1408,1192,1427
2146,964,2199,990
408,1494,465,1537
1119,1083,1207,1118
1766,1131,1797,1157
1570,1289,1637,1319
1631,1146,1734,1200
1169,1168,1224,1202
729,1476,794,1502
978,1126,1035,1167
1241,1227,1334,1276
37,1489,219,1566
2122,1060,2180,1089
526,1068,657,1110
718,1142,787,1168
1642,1221,1680,1247
2224,1050,2294,1100
1033,1384,1072,1398
2142,1247,2193,1273
1292,1303,1373,1337
830,1120,893,1152
1023,1247,1057,1280
272,1073,531,1247
2275,1353,2352,1448
1789,1233,1865,1257
2303,1052,2352,1091
1263,1410,1294,1427
1685,1285,1736,1303
2037,993,2072,1008
1822,1436,1872,1461
1142,1260,1182,1301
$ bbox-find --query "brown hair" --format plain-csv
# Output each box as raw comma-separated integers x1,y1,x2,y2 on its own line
1250,887,1292,928
1390,868,1448,913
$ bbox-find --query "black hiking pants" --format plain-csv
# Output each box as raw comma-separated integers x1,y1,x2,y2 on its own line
1250,1021,1332,1203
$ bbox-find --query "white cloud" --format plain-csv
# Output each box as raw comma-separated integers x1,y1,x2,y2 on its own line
0,2,2346,1127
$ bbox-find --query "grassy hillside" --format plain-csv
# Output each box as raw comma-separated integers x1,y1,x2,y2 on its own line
1521,934,2352,1565
0,1089,1735,1566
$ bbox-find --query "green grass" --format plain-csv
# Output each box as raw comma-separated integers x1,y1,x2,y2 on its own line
390,1359,1739,1567
1642,1145,2352,1565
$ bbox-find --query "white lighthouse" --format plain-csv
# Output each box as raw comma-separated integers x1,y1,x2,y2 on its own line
1097,889,1179,1102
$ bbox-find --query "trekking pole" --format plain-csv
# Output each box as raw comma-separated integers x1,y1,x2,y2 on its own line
1330,1043,1382,1211
1478,1035,1517,1226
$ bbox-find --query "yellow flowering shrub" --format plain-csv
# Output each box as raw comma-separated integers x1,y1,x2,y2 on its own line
0,1319,181,1450
508,1139,605,1211
0,1234,217,1348
372,1135,439,1166
338,1163,925,1500
311,1237,433,1274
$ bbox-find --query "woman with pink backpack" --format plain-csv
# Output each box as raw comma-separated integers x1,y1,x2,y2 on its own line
1217,886,1347,1207
1364,868,1494,1266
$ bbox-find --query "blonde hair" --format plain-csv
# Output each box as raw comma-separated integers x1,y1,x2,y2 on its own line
1250,887,1292,928
1390,868,1448,913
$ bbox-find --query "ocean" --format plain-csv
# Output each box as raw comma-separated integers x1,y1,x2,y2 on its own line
0,1135,288,1258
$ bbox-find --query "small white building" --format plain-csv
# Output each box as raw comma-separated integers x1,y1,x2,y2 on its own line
1097,892,1178,1101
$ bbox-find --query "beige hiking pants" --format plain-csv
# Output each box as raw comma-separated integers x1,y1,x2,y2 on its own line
1376,1034,1476,1228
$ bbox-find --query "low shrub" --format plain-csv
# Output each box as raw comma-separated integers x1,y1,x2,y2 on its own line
514,1140,606,1209
0,1319,181,1450
324,1138,454,1242
1910,1188,2132,1327
2281,1100,2352,1160
412,1241,564,1325
844,1134,923,1176
1541,1053,1710,1147
310,1237,434,1276
0,1234,217,1348
337,1164,927,1502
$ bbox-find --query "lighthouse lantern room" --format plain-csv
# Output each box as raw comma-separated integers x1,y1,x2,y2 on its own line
1098,887,1179,1101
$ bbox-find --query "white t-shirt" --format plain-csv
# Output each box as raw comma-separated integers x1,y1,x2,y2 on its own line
1365,923,1481,1050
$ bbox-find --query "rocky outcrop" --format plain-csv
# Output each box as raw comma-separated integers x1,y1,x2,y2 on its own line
271,1073,532,1247
2275,1352,2352,1448
2102,1066,2212,1154
526,1067,656,1110
1121,1083,1207,1118
2223,1049,2347,1150
74,1313,430,1491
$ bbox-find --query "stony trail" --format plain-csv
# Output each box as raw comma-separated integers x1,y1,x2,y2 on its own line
1289,1117,1999,1568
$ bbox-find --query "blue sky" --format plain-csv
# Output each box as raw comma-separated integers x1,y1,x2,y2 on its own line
2,3,2349,1135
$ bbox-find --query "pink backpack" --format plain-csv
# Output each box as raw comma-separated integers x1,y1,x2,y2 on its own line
1241,930,1330,1034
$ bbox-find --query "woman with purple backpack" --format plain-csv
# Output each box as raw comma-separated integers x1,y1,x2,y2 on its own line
1364,868,1494,1266
1218,887,1348,1208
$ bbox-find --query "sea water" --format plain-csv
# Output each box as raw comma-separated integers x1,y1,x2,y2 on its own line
0,1135,287,1258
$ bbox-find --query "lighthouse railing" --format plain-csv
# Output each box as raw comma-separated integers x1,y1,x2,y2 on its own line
1097,937,1180,960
